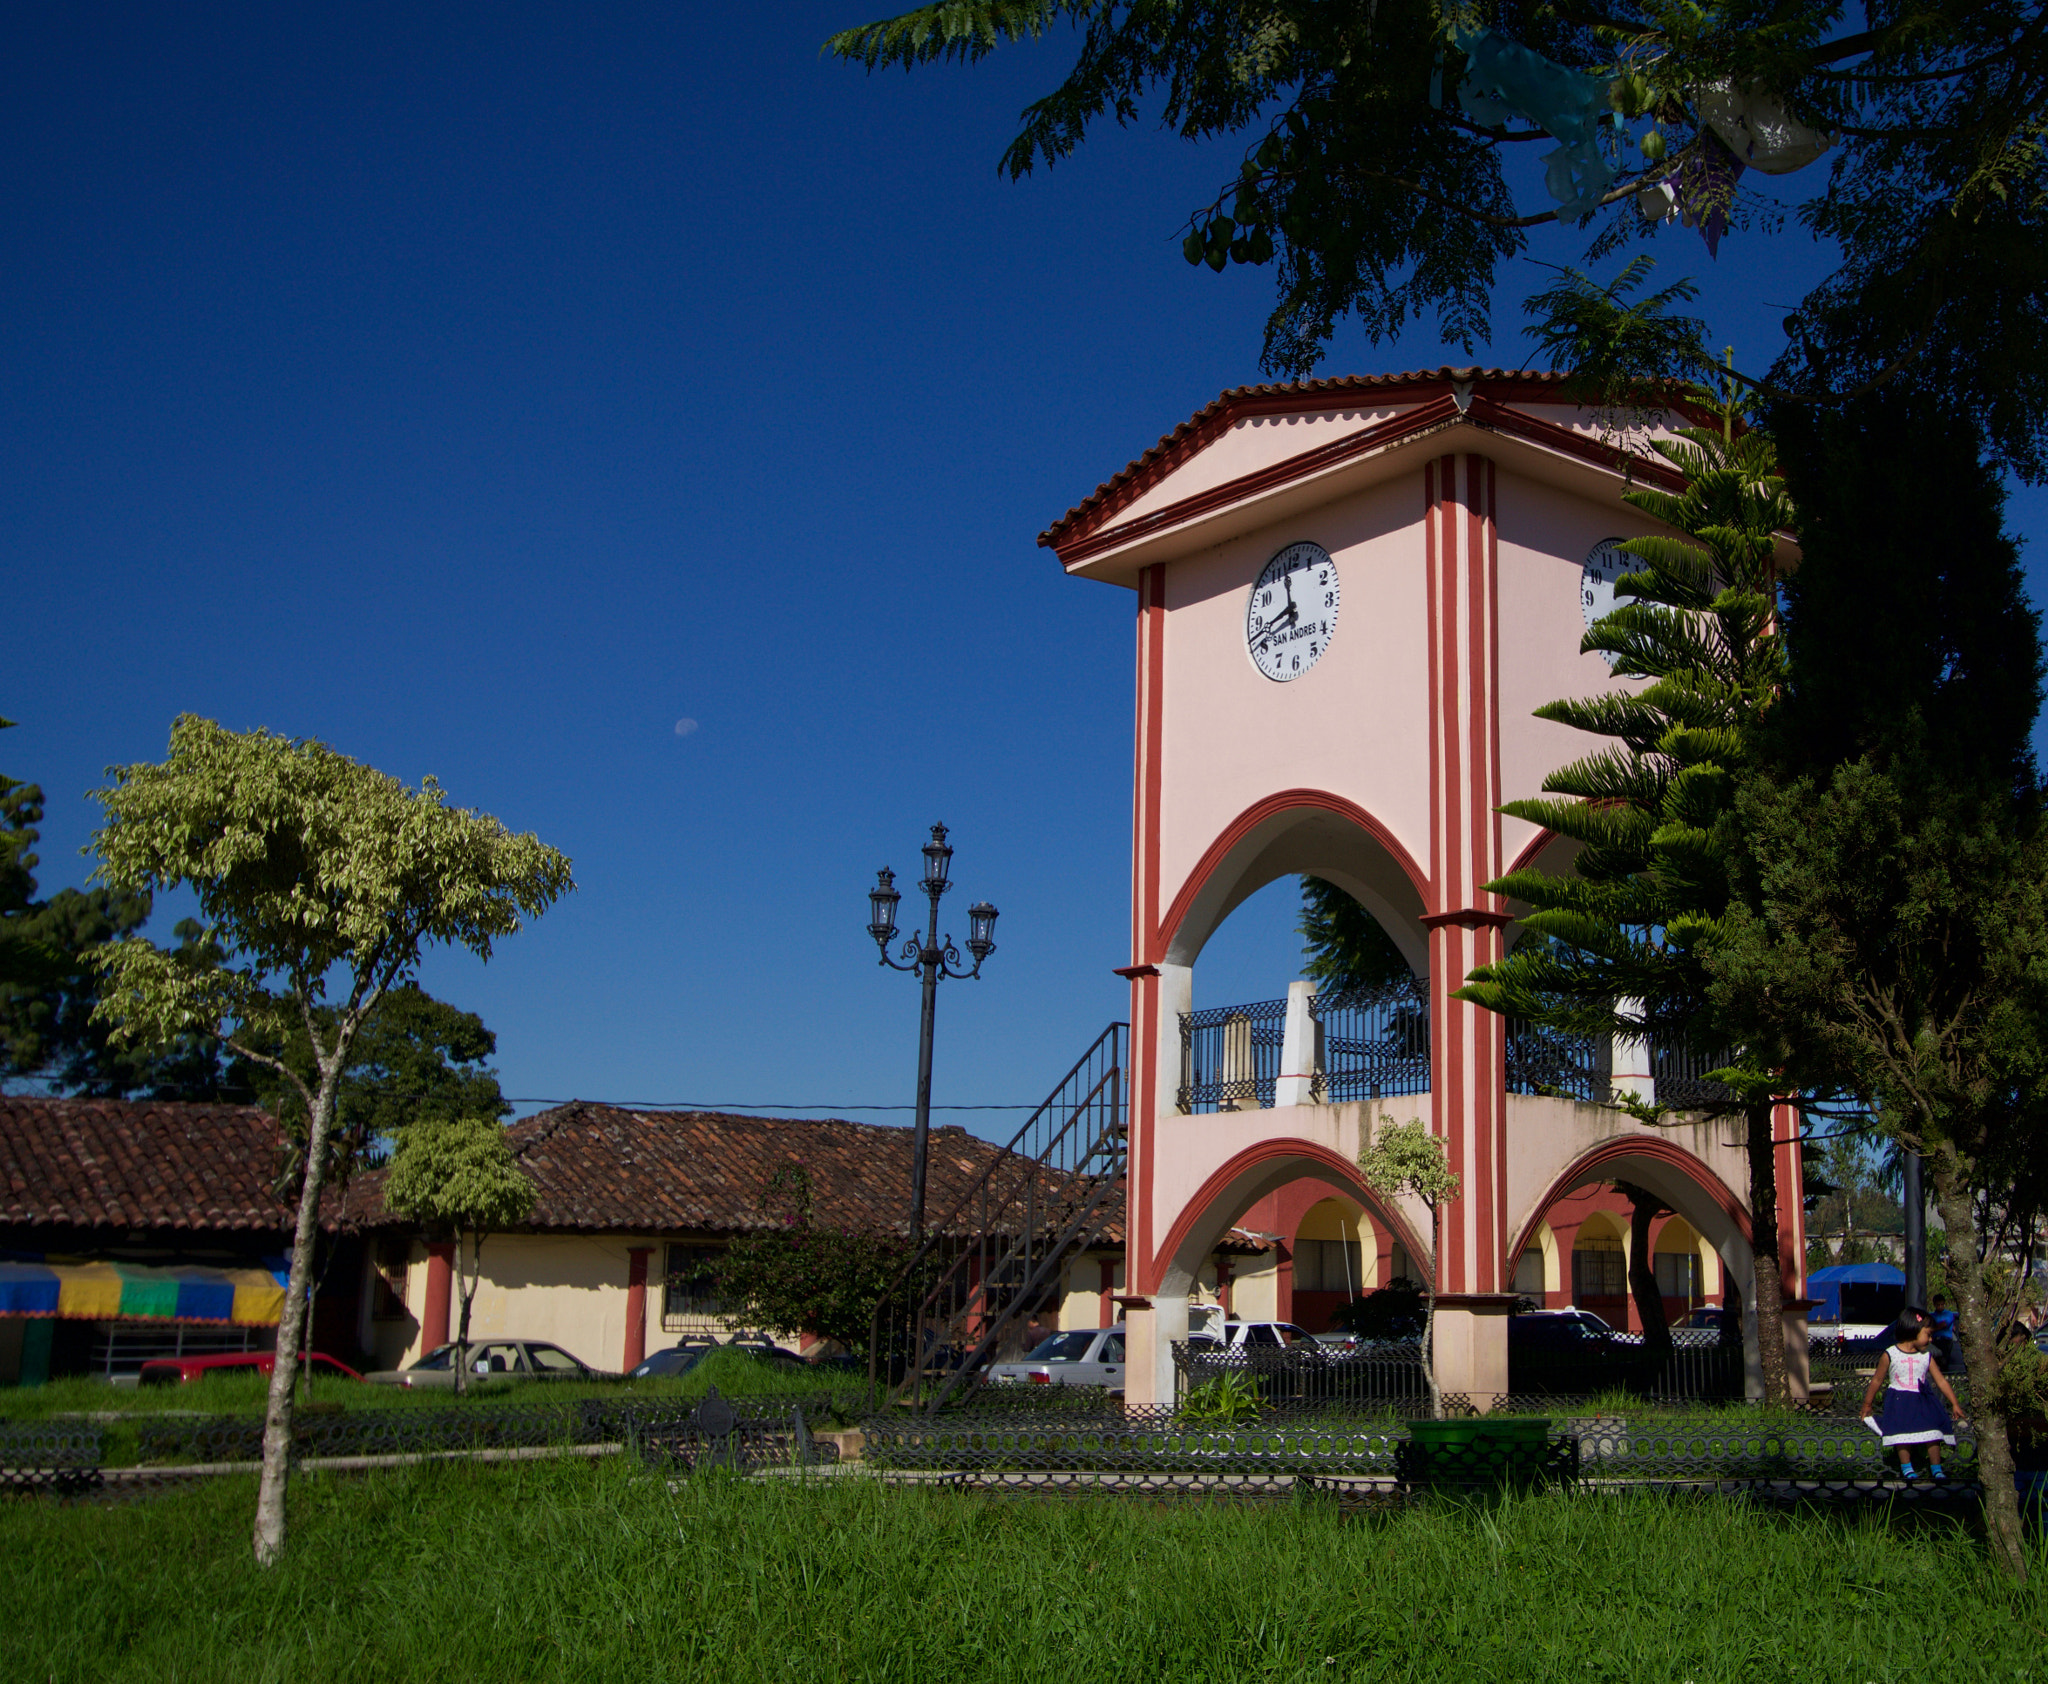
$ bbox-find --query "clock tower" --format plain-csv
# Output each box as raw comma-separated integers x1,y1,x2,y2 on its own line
1042,368,1808,1407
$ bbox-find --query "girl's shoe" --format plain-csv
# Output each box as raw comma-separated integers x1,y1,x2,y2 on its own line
1899,1463,1918,1479
1932,1465,1949,1481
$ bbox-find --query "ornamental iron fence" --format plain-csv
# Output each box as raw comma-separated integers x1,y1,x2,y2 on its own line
1653,1042,1740,1109
1173,1340,1428,1410
1308,980,1431,1103
1505,1020,1611,1104
1177,997,1288,1112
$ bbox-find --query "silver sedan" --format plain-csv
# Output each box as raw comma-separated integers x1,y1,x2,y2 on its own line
367,1338,602,1389
984,1325,1128,1393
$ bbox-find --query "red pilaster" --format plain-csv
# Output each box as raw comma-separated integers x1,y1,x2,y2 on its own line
422,1244,454,1352
1774,1101,1807,1299
624,1246,653,1371
1423,453,1510,1297
1126,560,1168,1294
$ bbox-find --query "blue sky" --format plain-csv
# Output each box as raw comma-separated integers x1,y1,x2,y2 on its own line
10,5,2044,1128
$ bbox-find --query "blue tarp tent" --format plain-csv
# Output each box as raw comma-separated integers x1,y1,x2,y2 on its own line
1807,1262,1905,1327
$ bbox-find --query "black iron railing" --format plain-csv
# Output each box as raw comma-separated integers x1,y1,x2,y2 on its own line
1177,997,1288,1113
1653,1043,1740,1109
1506,1020,1612,1103
870,1023,1128,1412
1174,1340,1428,1408
1309,979,1431,1102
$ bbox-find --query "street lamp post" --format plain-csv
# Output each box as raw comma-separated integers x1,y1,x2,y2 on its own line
866,824,999,1239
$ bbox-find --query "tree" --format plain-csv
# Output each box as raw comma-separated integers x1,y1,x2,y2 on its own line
0,727,227,1097
1297,876,1411,994
714,1163,916,1355
1356,1115,1458,1417
1454,415,1802,1405
826,3,2048,476
382,1113,538,1396
1615,1180,1675,1381
87,716,572,1566
1703,394,2048,1580
234,983,511,1187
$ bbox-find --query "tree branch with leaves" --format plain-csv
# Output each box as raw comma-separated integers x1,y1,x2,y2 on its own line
86,716,572,1566
1357,1115,1458,1418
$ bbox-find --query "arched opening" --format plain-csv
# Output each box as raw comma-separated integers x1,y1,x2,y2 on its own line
1570,1209,1630,1325
1153,794,1432,1117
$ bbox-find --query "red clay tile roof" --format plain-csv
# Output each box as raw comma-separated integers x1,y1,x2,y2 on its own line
0,1098,298,1232
349,1103,1051,1238
1037,367,1577,551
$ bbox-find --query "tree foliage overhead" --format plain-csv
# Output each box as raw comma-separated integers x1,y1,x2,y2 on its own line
827,1,2048,476
1297,876,1412,993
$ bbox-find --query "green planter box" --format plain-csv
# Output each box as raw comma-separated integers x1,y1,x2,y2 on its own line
1398,1418,1570,1490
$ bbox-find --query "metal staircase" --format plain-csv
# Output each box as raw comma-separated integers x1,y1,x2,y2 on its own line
868,1023,1127,1412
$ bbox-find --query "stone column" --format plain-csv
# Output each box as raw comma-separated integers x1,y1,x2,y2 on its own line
1275,979,1319,1108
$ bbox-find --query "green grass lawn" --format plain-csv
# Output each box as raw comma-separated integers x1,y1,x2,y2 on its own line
3,1459,2043,1683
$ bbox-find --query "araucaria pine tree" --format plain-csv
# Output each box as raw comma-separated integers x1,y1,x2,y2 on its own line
1455,414,1800,1405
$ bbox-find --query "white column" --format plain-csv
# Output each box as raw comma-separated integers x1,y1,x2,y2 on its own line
1611,1001,1655,1102
1275,979,1318,1107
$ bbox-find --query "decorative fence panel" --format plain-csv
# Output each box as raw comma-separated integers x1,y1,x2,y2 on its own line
1177,998,1288,1113
1505,1020,1611,1104
1307,980,1431,1103
1173,1341,1429,1410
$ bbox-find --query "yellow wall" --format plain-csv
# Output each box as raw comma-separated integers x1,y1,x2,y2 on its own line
1296,1198,1379,1290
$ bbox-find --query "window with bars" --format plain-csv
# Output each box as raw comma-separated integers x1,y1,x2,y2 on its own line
1655,1250,1701,1300
1293,1238,1363,1294
1572,1240,1627,1299
662,1244,723,1318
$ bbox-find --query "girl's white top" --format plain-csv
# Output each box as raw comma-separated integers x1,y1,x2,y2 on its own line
1886,1346,1932,1391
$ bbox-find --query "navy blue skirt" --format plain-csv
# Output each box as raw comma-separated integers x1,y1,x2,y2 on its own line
1877,1383,1955,1447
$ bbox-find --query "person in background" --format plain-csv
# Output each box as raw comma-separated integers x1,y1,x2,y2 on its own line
1931,1294,1961,1370
1861,1307,1968,1481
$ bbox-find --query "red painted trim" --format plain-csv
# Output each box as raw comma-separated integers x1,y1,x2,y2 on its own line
624,1246,652,1371
1137,565,1166,962
1439,456,1464,913
1486,460,1504,908
1508,1136,1752,1283
1149,1138,1430,1293
1128,968,1159,1293
422,1245,453,1352
1099,1259,1116,1328
1045,381,1693,563
1154,788,1431,961
1420,908,1514,930
1112,1294,1153,1311
1113,964,1160,979
1424,458,1443,913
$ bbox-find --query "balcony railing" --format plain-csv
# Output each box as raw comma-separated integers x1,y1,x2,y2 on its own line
1308,979,1431,1102
1506,1020,1612,1104
1653,1042,1740,1109
1176,997,1288,1113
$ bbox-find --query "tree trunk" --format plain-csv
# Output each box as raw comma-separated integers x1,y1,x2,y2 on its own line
1620,1183,1673,1394
251,1086,339,1567
1421,1206,1441,1419
454,1231,480,1398
1744,1103,1791,1407
1931,1151,2027,1582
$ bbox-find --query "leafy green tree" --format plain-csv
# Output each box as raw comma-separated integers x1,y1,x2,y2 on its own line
233,983,511,1190
1703,394,2048,1580
1297,876,1411,994
1454,415,1800,1405
827,3,2048,475
1356,1115,1458,1417
382,1114,538,1396
714,1163,916,1355
86,716,572,1566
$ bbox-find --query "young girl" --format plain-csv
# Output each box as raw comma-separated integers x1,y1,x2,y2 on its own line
1860,1308,1969,1480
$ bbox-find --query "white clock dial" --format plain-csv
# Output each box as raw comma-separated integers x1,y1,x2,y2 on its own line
1247,541,1339,682
1581,537,1632,667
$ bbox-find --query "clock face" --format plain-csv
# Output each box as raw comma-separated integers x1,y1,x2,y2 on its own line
1247,541,1339,682
1581,537,1632,666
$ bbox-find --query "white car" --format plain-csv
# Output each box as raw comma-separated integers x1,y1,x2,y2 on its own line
985,1325,1128,1392
1187,1317,1318,1352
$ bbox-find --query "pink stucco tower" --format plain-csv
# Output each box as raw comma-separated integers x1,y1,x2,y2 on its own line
1043,369,1806,1406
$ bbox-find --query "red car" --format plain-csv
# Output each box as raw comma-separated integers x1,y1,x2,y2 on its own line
137,1351,365,1386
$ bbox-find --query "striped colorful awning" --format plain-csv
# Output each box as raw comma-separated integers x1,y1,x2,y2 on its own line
0,1259,288,1325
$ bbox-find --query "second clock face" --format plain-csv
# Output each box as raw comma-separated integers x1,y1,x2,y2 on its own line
1582,537,1631,666
1247,541,1339,682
